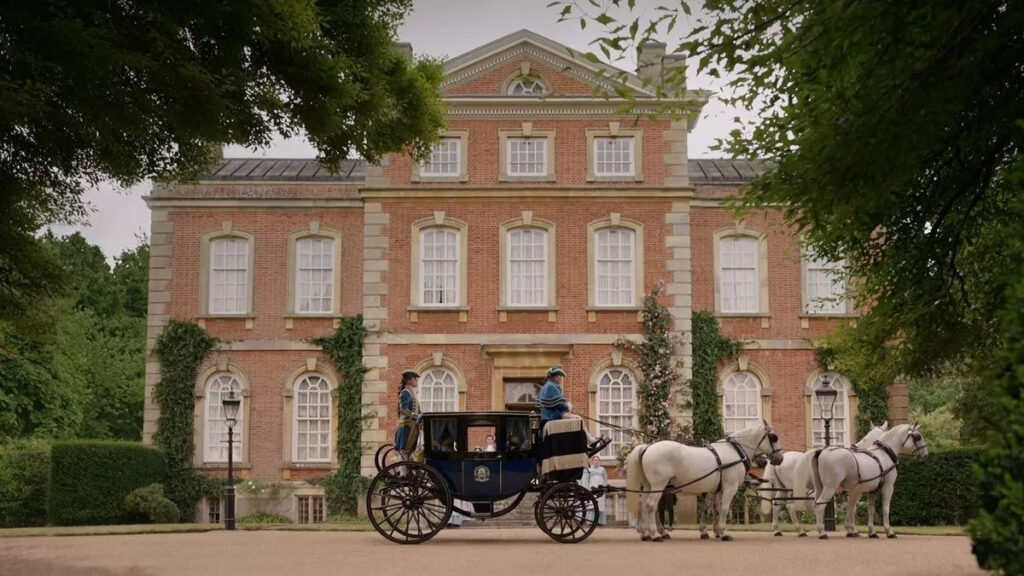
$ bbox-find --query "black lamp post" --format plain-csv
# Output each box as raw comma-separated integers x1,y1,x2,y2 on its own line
815,373,838,532
222,389,241,531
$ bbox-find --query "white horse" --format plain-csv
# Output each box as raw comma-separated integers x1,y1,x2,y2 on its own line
626,420,784,542
811,423,928,539
762,421,889,537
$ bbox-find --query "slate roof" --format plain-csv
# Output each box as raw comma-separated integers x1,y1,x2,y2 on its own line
205,158,367,182
201,158,770,184
687,158,774,184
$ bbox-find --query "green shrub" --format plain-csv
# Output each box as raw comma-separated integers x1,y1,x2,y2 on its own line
48,440,166,526
238,512,291,525
125,483,180,524
0,440,51,527
889,448,979,526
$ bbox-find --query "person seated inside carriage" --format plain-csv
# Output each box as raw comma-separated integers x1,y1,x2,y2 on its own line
537,366,611,457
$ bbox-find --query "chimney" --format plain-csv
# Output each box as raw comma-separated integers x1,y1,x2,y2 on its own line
636,40,666,84
394,42,413,61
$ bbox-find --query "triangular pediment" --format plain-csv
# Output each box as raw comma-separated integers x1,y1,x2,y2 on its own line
441,29,655,98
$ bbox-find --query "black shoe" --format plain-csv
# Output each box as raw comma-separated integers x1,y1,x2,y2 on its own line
587,436,612,457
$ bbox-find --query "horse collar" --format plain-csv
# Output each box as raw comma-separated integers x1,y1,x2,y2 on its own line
726,437,752,473
873,440,899,467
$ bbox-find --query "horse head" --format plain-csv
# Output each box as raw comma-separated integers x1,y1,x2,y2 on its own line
761,420,784,466
904,423,928,459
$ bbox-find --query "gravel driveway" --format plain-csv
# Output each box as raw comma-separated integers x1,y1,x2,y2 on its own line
0,528,984,576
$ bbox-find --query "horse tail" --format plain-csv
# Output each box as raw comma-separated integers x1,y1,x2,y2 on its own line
625,443,649,522
810,448,824,501
761,464,776,516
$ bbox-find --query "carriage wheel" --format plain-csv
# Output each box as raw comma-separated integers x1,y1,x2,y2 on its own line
366,461,452,544
535,482,599,543
374,443,397,472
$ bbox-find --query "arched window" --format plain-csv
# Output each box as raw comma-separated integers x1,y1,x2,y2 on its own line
205,373,243,462
811,372,851,447
595,228,636,306
418,368,458,412
420,227,460,306
508,228,548,306
506,76,546,96
294,374,332,462
596,368,637,458
722,371,762,434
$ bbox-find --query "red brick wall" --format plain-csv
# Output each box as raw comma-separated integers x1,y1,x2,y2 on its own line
166,209,364,342
382,117,673,187
444,58,596,96
382,200,671,333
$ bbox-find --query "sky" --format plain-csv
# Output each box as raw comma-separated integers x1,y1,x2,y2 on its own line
58,0,750,260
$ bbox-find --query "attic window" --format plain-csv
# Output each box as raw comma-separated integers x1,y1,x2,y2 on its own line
507,77,546,96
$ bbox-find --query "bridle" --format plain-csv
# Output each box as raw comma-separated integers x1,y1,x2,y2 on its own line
726,423,782,464
908,430,928,458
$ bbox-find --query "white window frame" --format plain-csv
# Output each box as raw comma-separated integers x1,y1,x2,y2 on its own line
295,237,335,314
594,228,637,307
721,371,763,435
418,368,459,413
506,138,547,176
204,373,244,463
719,235,760,314
811,373,851,448
507,228,548,307
804,249,848,315
596,368,637,459
506,76,546,96
593,137,636,177
208,237,250,315
420,137,461,177
419,227,461,307
293,374,332,463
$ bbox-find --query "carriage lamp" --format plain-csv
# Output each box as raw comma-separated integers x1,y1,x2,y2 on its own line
222,390,242,531
814,374,839,531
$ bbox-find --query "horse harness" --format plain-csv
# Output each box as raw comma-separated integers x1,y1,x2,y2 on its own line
650,437,752,494
822,441,900,493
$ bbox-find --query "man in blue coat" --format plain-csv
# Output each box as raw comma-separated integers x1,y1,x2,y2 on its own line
537,366,610,456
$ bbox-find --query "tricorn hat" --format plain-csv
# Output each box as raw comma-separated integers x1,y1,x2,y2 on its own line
401,369,420,379
547,366,566,377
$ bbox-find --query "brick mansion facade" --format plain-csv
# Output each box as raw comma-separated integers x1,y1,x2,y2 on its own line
143,30,908,521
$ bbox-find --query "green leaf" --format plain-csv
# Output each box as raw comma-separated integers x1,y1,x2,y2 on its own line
595,13,614,26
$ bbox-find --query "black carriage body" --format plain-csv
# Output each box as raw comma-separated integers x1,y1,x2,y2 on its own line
421,411,537,501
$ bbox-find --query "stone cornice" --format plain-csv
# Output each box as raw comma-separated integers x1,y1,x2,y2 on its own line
443,94,710,125
144,197,363,209
359,187,695,200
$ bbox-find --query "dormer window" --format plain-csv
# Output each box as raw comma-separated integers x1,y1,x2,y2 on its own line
507,76,546,96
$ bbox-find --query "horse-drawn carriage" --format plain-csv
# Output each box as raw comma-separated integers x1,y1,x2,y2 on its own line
367,411,602,544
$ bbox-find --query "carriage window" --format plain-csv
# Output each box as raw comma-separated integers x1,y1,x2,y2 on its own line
506,418,532,452
430,418,458,452
468,425,497,453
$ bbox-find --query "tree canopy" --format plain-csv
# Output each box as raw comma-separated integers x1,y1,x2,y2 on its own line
555,0,1023,569
0,0,445,319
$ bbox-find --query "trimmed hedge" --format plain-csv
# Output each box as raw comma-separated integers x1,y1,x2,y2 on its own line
889,448,979,526
0,440,51,527
48,440,166,526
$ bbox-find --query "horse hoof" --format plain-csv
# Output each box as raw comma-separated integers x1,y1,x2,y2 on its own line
651,536,663,543
722,535,733,542
869,533,879,539
700,533,710,540
661,533,671,540
847,532,860,538
887,533,898,539
798,532,808,538
819,534,829,540
774,531,783,537
641,536,652,542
